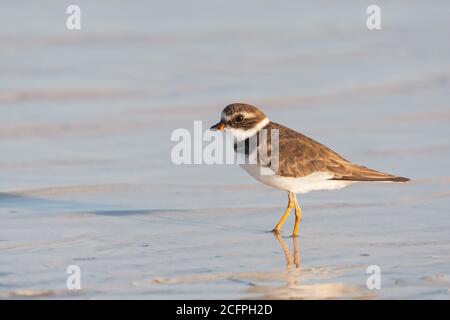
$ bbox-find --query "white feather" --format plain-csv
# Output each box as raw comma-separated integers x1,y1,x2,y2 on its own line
225,117,269,142
240,164,355,194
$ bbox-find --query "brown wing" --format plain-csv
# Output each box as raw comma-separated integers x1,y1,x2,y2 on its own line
265,122,409,182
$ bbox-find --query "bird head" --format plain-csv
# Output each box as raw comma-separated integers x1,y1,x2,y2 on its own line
210,103,269,141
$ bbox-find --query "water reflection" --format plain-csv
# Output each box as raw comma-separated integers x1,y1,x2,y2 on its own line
273,232,300,270
243,233,375,299
140,232,375,299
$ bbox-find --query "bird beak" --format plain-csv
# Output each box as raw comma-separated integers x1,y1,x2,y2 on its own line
210,122,225,131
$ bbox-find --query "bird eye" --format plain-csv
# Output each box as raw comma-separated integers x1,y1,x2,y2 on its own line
235,115,244,123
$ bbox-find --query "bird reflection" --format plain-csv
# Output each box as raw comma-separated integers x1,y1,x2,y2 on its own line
242,232,374,299
143,231,374,299
272,231,300,270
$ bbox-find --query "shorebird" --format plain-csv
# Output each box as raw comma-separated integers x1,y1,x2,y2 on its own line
210,103,409,236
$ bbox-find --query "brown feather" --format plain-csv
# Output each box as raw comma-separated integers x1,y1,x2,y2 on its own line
262,122,409,182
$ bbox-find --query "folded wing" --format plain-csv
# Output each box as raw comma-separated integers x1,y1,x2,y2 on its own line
267,122,409,182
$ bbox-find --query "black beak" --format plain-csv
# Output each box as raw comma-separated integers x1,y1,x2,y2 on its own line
210,122,226,131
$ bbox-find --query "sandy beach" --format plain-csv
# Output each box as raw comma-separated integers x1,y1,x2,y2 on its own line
1,1,450,299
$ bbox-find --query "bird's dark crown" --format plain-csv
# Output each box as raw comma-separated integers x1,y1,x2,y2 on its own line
220,103,267,130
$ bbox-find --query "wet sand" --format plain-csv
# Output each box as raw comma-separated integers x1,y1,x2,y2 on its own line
1,1,450,299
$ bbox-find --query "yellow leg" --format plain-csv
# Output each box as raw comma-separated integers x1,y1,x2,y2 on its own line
292,193,302,237
272,192,294,233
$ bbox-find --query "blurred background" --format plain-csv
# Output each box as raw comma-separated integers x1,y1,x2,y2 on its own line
1,0,449,299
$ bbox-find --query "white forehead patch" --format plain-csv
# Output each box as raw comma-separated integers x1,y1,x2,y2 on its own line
221,111,229,122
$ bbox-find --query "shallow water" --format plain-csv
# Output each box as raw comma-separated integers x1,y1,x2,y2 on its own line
1,1,450,299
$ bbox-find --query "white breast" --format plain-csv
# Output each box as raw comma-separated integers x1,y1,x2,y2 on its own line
240,164,354,194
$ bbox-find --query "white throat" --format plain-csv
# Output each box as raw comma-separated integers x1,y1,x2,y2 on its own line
226,117,269,142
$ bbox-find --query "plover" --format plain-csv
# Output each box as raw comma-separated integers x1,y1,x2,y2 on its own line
210,103,409,236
